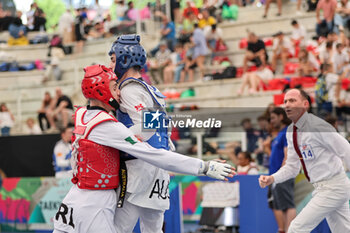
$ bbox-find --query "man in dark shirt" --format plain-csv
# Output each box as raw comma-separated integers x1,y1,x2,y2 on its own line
46,87,74,132
243,32,268,73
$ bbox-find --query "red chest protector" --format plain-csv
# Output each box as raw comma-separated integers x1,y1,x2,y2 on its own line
72,107,120,190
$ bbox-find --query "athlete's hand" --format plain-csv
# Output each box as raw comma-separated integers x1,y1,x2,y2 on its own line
259,175,274,188
204,160,236,181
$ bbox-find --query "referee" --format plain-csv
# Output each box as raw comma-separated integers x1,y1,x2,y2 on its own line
259,88,350,232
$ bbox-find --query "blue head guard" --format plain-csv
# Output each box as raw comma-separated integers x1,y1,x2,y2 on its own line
108,34,147,79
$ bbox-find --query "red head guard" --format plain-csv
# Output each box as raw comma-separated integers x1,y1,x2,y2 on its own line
82,64,119,109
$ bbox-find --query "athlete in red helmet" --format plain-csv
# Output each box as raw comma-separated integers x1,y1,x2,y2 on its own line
53,64,235,233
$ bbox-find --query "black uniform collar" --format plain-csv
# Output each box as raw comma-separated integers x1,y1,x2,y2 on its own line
87,105,108,113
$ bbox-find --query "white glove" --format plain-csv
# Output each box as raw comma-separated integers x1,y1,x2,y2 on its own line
200,160,233,180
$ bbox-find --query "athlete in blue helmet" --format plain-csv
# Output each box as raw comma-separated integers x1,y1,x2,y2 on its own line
109,35,231,232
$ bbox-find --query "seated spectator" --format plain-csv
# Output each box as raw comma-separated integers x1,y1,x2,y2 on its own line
149,41,172,84
271,31,294,73
198,8,216,29
52,127,73,178
87,21,104,40
334,0,350,32
103,14,118,36
319,41,334,64
7,17,29,46
0,103,14,136
236,151,259,175
180,43,195,82
163,44,185,84
183,0,199,19
33,8,46,31
204,24,224,54
291,19,307,47
24,118,42,135
46,88,74,132
243,32,268,73
37,92,52,131
238,64,274,95
316,0,337,37
298,47,320,76
26,2,38,31
332,43,349,74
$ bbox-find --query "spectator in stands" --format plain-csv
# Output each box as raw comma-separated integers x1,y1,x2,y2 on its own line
87,21,104,40
263,0,282,18
0,103,14,136
7,17,29,46
332,42,349,74
316,0,337,36
46,88,74,132
150,41,172,84
334,0,350,32
163,43,185,84
298,47,320,76
74,15,87,53
190,23,209,79
58,9,74,45
236,151,259,175
271,31,294,73
238,64,274,95
268,107,295,233
240,118,259,153
52,127,73,178
115,0,128,24
198,8,216,29
103,14,118,36
37,92,52,131
161,15,176,51
204,24,224,54
26,2,38,31
179,11,197,44
243,32,268,73
180,42,196,82
33,8,46,31
319,41,334,64
24,118,42,135
183,0,199,19
316,63,341,115
291,19,307,47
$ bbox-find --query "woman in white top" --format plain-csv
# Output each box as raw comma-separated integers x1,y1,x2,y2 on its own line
0,103,15,136
238,64,274,95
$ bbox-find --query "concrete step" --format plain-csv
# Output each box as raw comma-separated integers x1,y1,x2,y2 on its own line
221,13,316,40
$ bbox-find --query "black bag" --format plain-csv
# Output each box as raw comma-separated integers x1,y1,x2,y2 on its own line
212,66,236,80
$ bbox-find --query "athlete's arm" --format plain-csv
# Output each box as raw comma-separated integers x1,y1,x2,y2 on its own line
88,121,234,179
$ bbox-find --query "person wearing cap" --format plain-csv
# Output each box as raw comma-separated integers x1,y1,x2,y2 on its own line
259,88,350,233
53,64,235,233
